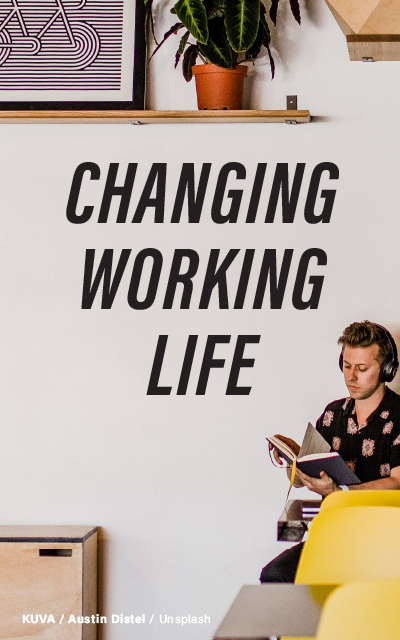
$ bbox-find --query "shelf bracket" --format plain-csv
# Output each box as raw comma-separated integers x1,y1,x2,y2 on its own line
286,95,298,110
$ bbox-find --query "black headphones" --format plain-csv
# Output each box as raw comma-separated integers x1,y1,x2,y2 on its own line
339,323,399,383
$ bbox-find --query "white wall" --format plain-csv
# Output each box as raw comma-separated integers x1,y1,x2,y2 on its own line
1,1,400,638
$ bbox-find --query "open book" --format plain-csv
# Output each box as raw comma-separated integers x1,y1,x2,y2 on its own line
266,423,360,486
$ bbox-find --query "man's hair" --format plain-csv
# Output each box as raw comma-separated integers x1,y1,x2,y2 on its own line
338,321,391,362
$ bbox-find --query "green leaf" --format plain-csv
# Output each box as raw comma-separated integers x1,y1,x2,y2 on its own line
260,10,275,78
150,22,184,59
208,7,225,18
245,20,262,59
269,0,279,25
289,0,301,24
174,0,209,44
224,0,260,52
182,43,199,80
175,30,190,67
198,18,233,68
212,0,226,8
203,0,224,19
260,10,270,46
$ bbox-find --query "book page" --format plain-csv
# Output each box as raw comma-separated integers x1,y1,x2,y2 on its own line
298,423,331,458
266,436,296,462
299,452,337,462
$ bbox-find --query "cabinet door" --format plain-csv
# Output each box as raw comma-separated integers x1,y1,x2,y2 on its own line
0,542,83,640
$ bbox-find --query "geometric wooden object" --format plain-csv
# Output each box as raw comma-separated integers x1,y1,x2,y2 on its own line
0,110,311,124
326,0,400,34
0,526,97,640
347,35,400,61
325,0,400,60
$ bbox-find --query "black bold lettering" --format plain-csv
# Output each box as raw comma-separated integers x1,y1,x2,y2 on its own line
163,250,200,309
211,163,246,224
132,164,167,223
265,163,305,223
81,249,131,309
253,249,293,309
234,249,255,309
127,249,163,310
196,336,230,395
147,335,172,395
98,163,137,223
66,162,100,224
177,335,198,395
292,248,327,309
199,249,240,309
246,164,267,223
226,335,260,395
171,163,211,223
304,162,339,224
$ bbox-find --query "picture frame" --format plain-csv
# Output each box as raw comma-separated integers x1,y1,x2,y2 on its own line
0,0,146,111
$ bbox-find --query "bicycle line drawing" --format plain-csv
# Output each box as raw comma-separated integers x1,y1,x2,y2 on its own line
0,0,101,70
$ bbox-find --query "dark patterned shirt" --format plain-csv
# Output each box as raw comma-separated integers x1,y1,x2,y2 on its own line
316,387,400,483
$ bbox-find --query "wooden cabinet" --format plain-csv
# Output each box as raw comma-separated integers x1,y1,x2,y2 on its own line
0,526,97,640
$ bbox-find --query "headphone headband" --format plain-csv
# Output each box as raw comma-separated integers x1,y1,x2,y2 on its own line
338,323,399,383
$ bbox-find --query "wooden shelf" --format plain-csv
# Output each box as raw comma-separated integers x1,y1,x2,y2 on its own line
0,109,311,124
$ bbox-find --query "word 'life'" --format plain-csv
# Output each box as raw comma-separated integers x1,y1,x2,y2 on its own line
147,335,260,395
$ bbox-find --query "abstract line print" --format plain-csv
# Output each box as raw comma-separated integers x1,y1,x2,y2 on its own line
0,0,123,89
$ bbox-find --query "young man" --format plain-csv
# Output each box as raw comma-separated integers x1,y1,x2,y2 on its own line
260,320,400,583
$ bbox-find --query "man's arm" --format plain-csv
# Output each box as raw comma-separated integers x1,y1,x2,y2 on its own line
295,466,400,497
349,465,400,490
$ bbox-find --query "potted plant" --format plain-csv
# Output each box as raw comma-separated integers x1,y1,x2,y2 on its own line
146,0,301,109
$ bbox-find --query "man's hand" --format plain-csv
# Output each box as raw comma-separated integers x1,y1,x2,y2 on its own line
295,468,341,497
270,434,301,465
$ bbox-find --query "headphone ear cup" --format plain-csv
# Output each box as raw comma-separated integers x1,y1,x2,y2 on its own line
380,359,399,383
379,358,390,383
339,352,343,372
377,326,399,383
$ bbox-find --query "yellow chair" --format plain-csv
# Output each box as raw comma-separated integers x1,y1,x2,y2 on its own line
317,580,400,640
319,488,400,512
282,506,400,640
295,506,400,584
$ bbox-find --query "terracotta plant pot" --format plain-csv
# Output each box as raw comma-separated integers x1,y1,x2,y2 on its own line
192,64,248,110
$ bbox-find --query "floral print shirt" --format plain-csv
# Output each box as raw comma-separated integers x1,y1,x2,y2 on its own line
316,387,400,482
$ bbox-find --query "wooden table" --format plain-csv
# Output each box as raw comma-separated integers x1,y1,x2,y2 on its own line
278,499,322,541
213,584,337,639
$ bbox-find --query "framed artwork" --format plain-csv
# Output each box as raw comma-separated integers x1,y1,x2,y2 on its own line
0,0,146,110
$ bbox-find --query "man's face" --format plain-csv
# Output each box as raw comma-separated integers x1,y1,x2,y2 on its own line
342,344,383,400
